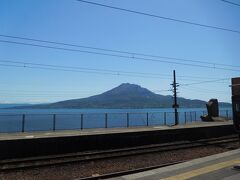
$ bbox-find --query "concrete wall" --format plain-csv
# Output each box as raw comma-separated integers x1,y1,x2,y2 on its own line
0,125,235,159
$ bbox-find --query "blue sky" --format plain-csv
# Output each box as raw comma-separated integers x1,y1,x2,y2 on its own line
0,0,240,103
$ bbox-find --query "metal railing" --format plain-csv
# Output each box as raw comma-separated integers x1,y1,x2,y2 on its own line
0,110,232,133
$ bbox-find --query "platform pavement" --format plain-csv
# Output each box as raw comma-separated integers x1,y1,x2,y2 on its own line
111,148,240,180
0,121,232,141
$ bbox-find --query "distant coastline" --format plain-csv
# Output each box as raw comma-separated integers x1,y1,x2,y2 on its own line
5,83,232,109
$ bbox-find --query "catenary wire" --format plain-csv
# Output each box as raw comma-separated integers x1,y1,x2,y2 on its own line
0,59,233,81
0,89,170,93
77,0,240,34
0,60,232,86
0,63,172,79
0,34,239,69
180,78,230,86
0,59,175,77
1,40,240,72
180,86,230,94
221,0,240,7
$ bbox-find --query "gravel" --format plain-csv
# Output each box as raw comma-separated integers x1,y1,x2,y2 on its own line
0,142,239,180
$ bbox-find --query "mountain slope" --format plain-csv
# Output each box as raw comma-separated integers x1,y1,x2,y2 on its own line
12,83,231,109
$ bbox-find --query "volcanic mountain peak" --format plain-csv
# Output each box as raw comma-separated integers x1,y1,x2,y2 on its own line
103,83,154,96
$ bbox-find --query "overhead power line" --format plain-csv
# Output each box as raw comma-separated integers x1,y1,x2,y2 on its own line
0,89,170,94
0,59,179,80
0,63,167,79
77,0,240,34
0,59,173,77
0,34,239,69
181,86,229,94
0,89,101,93
180,78,230,86
0,89,172,97
0,60,203,81
0,59,233,85
0,59,233,81
1,40,240,72
221,0,240,7
181,87,229,96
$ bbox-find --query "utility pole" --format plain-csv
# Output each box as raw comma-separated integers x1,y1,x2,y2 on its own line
171,70,179,125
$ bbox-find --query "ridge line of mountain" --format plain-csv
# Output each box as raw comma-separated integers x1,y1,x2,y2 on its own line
8,83,231,109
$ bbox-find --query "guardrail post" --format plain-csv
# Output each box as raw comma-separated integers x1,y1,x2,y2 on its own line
22,114,25,132
195,112,197,121
105,113,108,128
146,113,149,126
184,112,187,124
190,112,192,122
178,112,180,124
81,114,83,130
53,114,56,131
127,113,129,127
164,112,166,125
226,110,229,120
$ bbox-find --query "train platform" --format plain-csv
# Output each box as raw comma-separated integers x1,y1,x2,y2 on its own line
113,148,240,180
0,121,235,160
0,121,233,141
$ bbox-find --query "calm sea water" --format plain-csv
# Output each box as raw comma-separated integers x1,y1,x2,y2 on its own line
0,108,232,133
